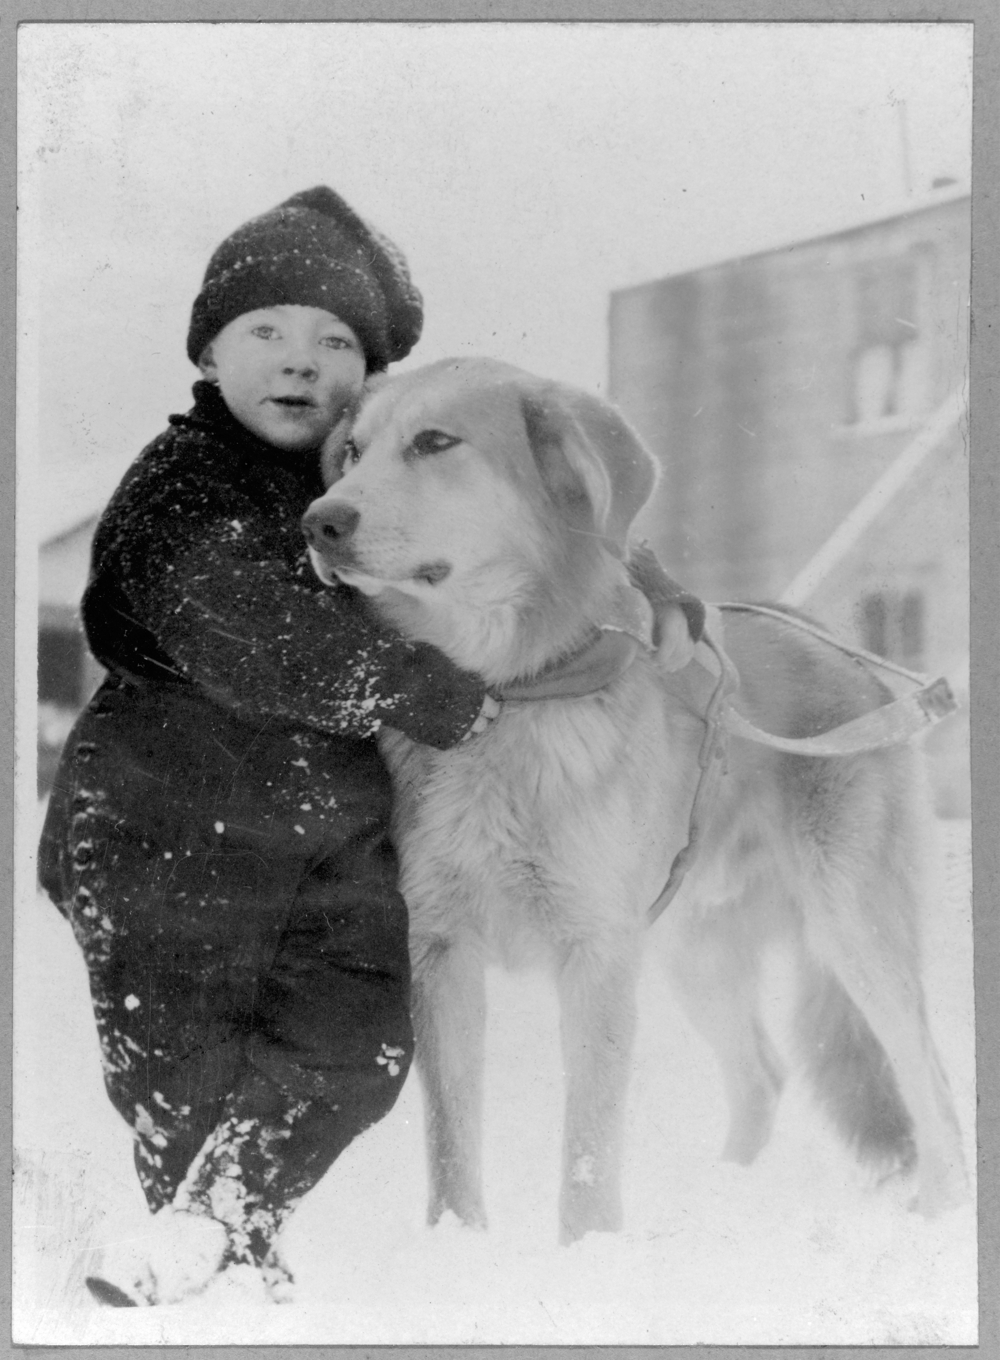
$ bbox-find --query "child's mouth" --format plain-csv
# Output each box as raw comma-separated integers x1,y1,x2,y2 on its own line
269,395,316,410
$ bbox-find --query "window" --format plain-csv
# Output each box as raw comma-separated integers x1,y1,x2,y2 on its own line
859,589,925,667
846,257,929,425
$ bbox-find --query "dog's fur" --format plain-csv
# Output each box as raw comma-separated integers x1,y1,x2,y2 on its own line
303,357,967,1243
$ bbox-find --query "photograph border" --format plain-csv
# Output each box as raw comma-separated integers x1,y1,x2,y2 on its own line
5,3,997,1358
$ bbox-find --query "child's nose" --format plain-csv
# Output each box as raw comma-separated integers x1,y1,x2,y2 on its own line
281,343,318,378
283,356,318,379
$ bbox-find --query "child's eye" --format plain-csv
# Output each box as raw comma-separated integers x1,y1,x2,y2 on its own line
320,335,353,350
250,324,278,339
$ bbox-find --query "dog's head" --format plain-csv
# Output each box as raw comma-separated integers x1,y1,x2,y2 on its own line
302,357,659,678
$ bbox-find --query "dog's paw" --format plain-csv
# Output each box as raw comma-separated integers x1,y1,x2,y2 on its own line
908,1148,970,1218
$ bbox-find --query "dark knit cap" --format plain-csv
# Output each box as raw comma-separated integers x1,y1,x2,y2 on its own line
186,186,423,372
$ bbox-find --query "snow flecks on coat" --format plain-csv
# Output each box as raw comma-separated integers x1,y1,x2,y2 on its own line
376,1044,405,1078
81,379,484,751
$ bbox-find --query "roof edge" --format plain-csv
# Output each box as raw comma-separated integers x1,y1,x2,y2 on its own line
41,511,101,552
611,186,971,300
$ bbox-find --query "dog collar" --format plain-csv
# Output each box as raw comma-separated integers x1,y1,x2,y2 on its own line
496,628,644,703
496,569,655,703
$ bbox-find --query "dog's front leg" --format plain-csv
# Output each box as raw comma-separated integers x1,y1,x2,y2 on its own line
411,933,488,1231
555,933,641,1245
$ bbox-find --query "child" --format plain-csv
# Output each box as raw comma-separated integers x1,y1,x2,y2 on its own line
38,187,493,1305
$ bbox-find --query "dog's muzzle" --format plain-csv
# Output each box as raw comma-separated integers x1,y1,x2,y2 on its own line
302,500,360,561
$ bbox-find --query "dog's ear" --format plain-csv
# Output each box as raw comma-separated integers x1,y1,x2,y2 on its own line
319,374,388,488
320,416,357,487
520,386,658,558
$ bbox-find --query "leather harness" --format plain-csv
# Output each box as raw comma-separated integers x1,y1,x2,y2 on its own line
497,600,958,926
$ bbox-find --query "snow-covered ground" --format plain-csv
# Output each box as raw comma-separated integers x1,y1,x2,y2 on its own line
13,817,977,1347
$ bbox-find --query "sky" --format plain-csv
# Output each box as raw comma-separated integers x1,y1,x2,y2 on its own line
18,21,972,538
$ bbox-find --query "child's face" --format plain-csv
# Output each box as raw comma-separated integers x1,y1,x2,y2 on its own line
200,304,367,452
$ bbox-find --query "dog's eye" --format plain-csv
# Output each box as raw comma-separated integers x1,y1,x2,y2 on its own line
343,438,362,466
409,429,461,457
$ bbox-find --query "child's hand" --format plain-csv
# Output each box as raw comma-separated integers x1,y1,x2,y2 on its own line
462,693,502,740
626,540,705,672
654,602,697,672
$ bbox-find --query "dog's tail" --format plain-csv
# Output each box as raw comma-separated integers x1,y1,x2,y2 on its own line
793,965,917,1172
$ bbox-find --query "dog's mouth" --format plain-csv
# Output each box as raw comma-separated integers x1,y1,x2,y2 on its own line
411,560,452,586
308,539,451,592
308,547,335,583
309,539,357,570
308,544,364,587
334,559,452,589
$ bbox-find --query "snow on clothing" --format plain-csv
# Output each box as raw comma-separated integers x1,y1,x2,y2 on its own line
78,379,484,745
39,379,486,1268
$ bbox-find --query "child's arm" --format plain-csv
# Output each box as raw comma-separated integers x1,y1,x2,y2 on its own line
83,436,487,749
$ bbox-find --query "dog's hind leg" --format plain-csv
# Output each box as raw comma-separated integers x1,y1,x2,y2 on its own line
555,932,642,1245
411,934,488,1231
800,870,967,1217
792,952,917,1175
656,895,787,1166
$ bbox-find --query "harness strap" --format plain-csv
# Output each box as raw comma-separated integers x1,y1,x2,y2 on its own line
710,602,957,754
480,592,958,926
646,630,737,926
645,614,958,927
715,601,934,685
723,677,956,755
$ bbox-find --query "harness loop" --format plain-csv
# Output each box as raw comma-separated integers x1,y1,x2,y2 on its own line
645,607,958,928
646,629,738,927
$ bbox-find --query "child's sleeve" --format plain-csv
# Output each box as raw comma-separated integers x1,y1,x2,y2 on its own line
83,439,487,749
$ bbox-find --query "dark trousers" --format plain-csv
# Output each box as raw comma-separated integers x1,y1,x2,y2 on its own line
40,678,413,1265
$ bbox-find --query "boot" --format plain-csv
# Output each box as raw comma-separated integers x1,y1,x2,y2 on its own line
84,1205,230,1306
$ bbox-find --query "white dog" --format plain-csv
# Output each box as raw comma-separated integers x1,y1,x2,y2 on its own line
303,357,966,1244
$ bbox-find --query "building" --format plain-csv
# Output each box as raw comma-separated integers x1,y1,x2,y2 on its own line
608,189,970,814
38,512,102,791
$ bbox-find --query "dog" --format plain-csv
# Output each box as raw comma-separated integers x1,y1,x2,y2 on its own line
302,356,967,1244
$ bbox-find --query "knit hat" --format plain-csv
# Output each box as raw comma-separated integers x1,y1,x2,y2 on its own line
186,186,423,372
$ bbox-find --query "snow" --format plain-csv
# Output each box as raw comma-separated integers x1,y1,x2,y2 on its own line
13,817,976,1347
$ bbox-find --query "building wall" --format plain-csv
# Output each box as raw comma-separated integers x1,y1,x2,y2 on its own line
39,515,103,703
609,194,970,813
610,195,970,599
806,439,970,816
38,516,103,793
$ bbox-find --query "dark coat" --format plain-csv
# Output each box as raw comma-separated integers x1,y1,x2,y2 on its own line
36,381,485,1234
39,380,485,906
82,379,484,745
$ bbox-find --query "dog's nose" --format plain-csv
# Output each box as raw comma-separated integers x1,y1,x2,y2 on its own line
302,502,360,546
